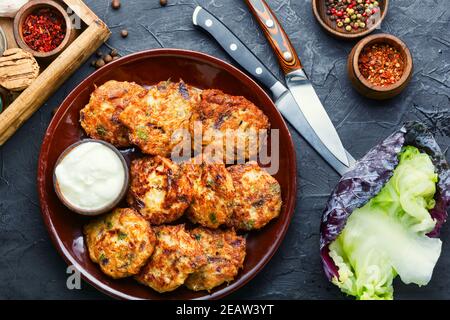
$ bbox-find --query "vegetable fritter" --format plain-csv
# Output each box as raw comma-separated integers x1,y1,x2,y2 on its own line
182,157,235,229
83,208,156,279
119,80,200,156
135,225,206,293
127,156,192,225
227,162,282,230
186,227,246,291
190,89,270,162
80,81,146,147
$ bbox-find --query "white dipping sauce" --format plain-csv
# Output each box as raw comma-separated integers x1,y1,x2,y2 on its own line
55,142,126,212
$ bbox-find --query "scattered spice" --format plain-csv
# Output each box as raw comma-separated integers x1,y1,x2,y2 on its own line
110,49,119,57
95,58,105,68
111,0,121,10
91,49,120,68
22,8,66,52
160,0,168,6
103,54,113,63
325,0,381,32
120,29,128,38
358,43,405,87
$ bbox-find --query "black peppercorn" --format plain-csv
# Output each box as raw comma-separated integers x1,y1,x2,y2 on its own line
160,0,168,6
120,29,128,38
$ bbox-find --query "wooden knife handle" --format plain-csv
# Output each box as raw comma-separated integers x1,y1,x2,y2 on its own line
245,0,302,74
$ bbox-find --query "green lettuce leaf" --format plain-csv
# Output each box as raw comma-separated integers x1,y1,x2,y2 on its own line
329,146,441,300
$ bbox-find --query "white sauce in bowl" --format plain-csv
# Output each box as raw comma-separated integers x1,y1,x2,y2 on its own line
54,141,126,212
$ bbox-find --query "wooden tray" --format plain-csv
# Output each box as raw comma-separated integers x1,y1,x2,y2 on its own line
0,0,110,145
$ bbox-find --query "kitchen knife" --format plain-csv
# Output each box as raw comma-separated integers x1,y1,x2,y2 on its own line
193,6,355,175
244,0,349,167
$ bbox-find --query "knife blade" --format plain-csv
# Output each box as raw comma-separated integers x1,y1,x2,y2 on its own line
244,0,349,167
192,6,355,175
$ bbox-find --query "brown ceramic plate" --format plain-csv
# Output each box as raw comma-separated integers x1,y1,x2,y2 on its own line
37,49,297,300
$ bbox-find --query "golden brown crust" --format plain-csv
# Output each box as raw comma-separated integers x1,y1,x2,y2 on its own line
127,156,192,225
135,225,206,293
80,81,146,147
181,157,235,229
119,80,200,156
227,162,282,230
83,208,156,279
190,89,270,161
185,227,246,291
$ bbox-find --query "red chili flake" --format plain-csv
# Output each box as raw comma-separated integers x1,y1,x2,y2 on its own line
22,8,66,53
358,43,405,87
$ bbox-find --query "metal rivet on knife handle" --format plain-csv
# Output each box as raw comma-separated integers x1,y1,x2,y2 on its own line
283,51,293,62
245,0,302,75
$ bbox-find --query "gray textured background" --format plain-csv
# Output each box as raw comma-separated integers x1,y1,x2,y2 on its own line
0,0,449,300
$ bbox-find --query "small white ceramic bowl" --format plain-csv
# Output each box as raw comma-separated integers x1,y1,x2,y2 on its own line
53,139,129,216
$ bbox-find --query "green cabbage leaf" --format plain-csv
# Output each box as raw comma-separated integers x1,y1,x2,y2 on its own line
329,146,441,300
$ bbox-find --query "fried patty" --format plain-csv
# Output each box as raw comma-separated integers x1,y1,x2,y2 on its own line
119,80,200,156
182,157,235,229
80,80,146,147
190,89,270,162
135,225,206,293
227,162,282,230
83,208,156,279
185,227,246,291
127,156,192,225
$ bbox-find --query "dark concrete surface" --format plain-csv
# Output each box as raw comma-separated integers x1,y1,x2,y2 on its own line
0,0,449,300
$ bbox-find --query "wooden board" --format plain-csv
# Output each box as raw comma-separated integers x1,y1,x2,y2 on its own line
0,0,110,145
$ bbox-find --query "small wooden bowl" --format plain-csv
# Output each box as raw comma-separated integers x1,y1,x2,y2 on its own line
13,0,74,60
312,0,389,40
53,139,130,216
347,33,413,100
